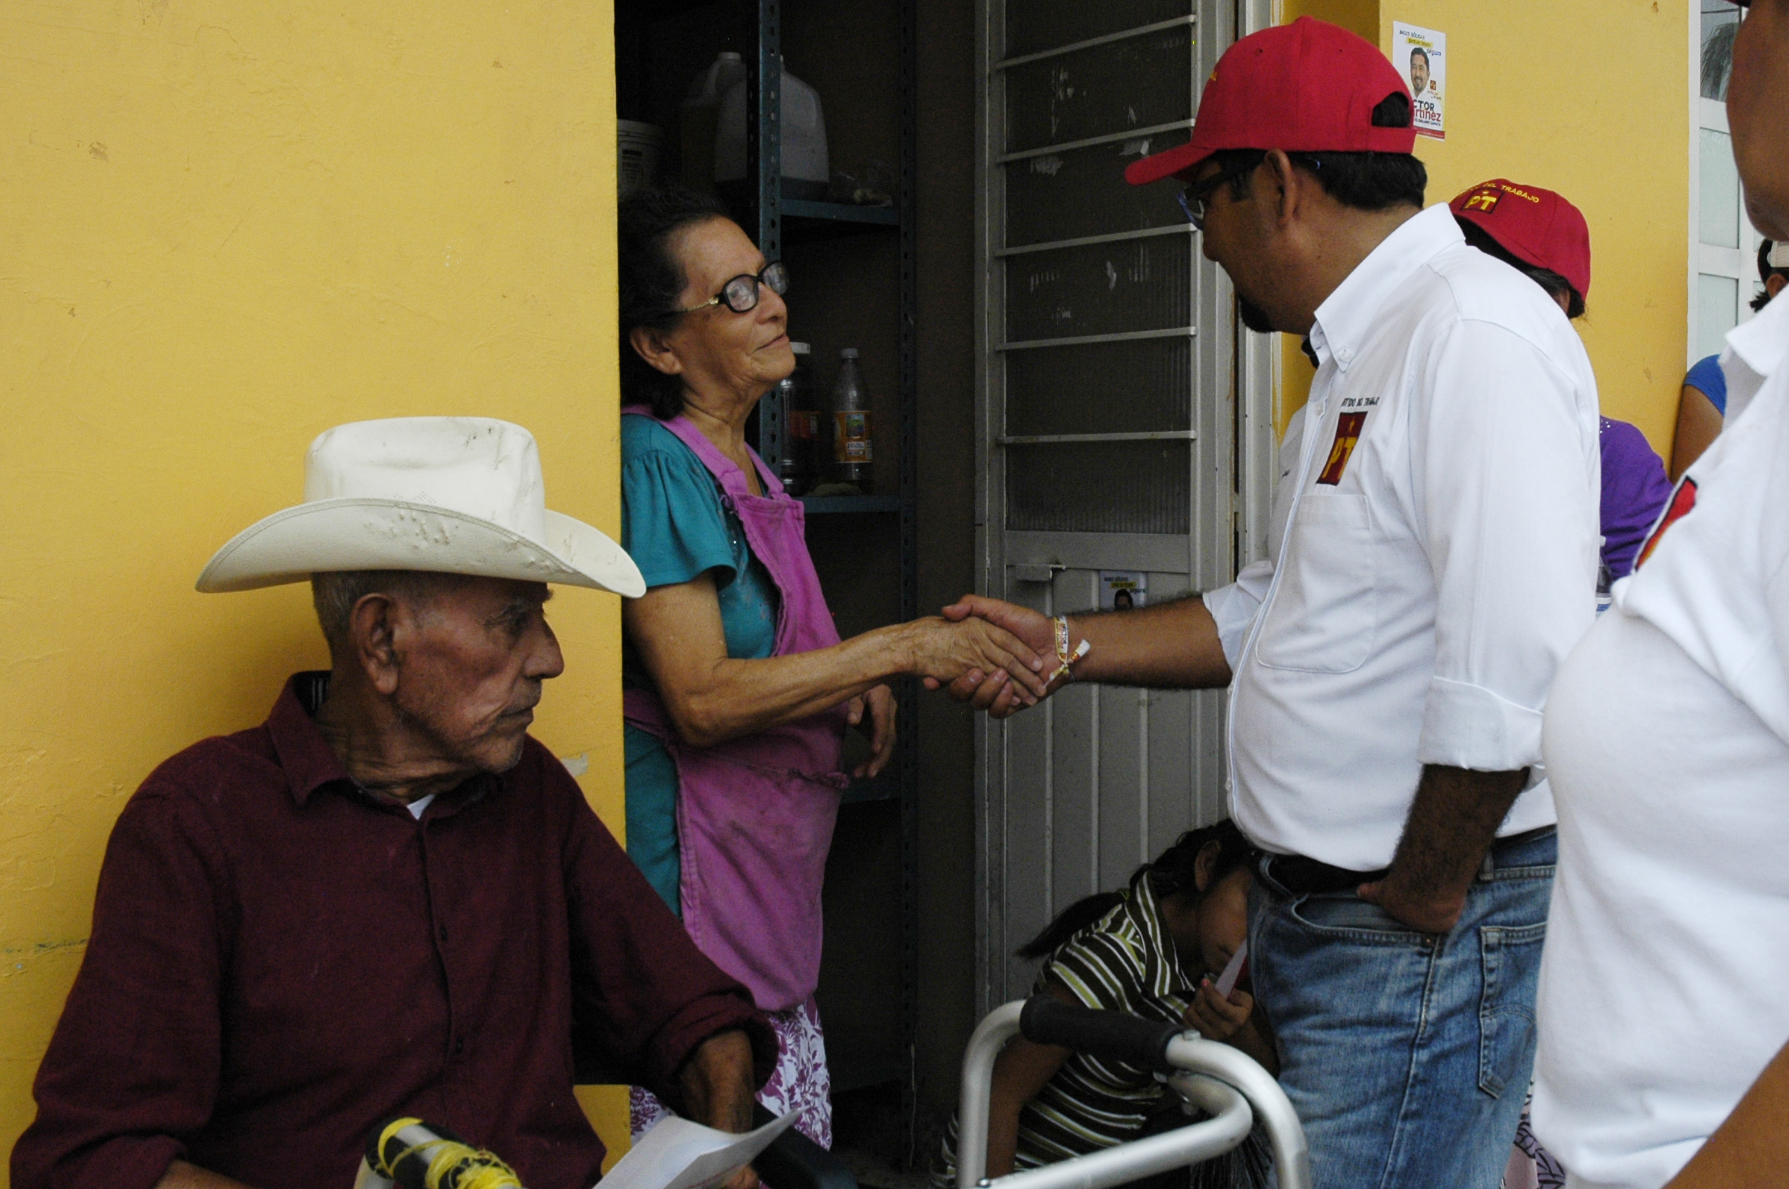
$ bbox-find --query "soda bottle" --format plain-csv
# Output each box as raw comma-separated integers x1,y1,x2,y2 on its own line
829,347,872,493
768,342,817,495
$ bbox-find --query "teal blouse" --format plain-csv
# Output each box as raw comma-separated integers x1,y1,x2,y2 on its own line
620,415,780,916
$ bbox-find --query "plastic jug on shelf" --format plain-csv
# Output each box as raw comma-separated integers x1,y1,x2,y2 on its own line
715,66,830,199
680,52,748,190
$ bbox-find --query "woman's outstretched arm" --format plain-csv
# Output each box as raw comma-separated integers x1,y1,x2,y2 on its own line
624,572,1047,752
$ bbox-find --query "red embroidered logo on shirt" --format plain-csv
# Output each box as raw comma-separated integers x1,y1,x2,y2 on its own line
1316,412,1368,485
1635,477,1697,570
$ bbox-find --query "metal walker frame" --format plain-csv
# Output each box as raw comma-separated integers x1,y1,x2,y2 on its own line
953,997,1311,1189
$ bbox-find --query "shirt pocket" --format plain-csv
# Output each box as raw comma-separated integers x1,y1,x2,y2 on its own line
1254,492,1377,674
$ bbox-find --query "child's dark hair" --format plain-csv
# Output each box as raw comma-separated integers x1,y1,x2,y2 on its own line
1017,820,1257,960
617,184,733,419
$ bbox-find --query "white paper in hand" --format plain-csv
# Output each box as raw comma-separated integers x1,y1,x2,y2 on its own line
1212,941,1248,999
595,1111,798,1189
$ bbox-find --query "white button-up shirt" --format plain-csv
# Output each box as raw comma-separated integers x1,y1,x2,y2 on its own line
1203,204,1601,870
1534,286,1789,1189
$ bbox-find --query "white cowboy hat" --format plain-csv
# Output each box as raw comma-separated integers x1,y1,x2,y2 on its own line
196,417,646,597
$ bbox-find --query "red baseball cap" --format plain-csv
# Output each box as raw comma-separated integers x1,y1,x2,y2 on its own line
1126,17,1415,187
1449,180,1592,302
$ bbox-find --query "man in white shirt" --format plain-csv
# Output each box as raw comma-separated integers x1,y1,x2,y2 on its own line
1533,1,1789,1186
941,18,1599,1188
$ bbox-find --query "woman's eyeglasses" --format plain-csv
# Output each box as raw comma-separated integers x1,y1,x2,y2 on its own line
678,261,790,315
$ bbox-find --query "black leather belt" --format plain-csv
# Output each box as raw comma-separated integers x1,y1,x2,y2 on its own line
1263,825,1556,896
1262,854,1386,895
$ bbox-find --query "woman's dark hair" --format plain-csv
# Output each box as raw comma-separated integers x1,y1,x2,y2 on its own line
1016,820,1257,960
1754,239,1785,313
1207,95,1426,214
618,184,732,419
1457,220,1586,318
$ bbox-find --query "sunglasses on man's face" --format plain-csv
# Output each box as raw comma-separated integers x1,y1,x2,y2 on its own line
677,261,790,315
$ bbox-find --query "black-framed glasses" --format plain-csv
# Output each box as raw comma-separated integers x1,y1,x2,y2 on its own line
1176,159,1265,231
1175,153,1325,230
677,261,789,315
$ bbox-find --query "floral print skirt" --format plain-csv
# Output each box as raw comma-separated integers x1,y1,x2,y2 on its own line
630,996,833,1150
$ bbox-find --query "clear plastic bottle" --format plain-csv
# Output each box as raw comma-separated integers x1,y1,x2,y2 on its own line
786,343,820,493
829,348,872,493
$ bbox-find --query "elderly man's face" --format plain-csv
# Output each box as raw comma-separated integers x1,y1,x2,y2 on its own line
392,577,564,775
1729,0,1789,240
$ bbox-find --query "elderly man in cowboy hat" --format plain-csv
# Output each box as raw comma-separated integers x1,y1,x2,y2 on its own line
12,418,776,1189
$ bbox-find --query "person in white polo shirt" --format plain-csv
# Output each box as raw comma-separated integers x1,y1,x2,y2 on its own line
1531,0,1789,1185
937,18,1600,1188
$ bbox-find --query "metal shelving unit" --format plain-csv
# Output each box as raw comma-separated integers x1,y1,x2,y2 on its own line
783,197,901,225
747,0,920,1101
800,494,904,515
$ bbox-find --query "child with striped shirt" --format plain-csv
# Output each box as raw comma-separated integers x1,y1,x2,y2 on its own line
935,821,1274,1189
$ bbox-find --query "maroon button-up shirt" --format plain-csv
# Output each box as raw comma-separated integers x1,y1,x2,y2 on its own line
12,674,774,1189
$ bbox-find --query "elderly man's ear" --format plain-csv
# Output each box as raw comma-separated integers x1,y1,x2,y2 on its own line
346,593,406,695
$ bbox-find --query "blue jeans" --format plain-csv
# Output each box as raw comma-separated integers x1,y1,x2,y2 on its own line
1248,830,1555,1189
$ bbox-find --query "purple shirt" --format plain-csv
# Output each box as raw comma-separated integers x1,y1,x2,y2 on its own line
12,674,773,1189
1600,417,1673,581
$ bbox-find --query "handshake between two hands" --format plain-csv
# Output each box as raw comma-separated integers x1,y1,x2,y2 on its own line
912,594,1069,720
842,593,1059,780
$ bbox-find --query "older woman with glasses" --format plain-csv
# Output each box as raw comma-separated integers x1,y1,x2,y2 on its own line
615,185,1046,1146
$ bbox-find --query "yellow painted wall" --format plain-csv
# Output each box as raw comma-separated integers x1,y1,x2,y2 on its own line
1275,1,1692,457
1284,0,1379,42
0,1,630,1178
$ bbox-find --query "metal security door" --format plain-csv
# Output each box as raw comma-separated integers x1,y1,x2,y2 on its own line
972,0,1277,1012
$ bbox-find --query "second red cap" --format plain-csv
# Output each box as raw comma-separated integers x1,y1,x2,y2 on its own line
1449,180,1592,303
1126,17,1416,187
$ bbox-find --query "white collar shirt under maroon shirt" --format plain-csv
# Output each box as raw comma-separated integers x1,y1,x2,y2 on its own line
1201,203,1601,870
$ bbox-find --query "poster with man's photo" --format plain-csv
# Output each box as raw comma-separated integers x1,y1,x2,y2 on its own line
1099,571,1146,610
1393,22,1445,139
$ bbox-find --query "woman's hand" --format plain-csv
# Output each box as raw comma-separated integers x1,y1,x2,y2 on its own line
902,615,1048,704
847,684,897,778
927,596,1064,718
1184,979,1253,1043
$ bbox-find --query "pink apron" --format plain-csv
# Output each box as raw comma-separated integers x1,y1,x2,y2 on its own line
621,407,850,1012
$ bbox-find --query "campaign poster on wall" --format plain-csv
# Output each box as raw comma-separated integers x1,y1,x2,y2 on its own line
1393,22,1446,140
1098,571,1146,610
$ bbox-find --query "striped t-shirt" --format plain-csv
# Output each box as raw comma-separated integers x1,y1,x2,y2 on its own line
936,870,1197,1185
